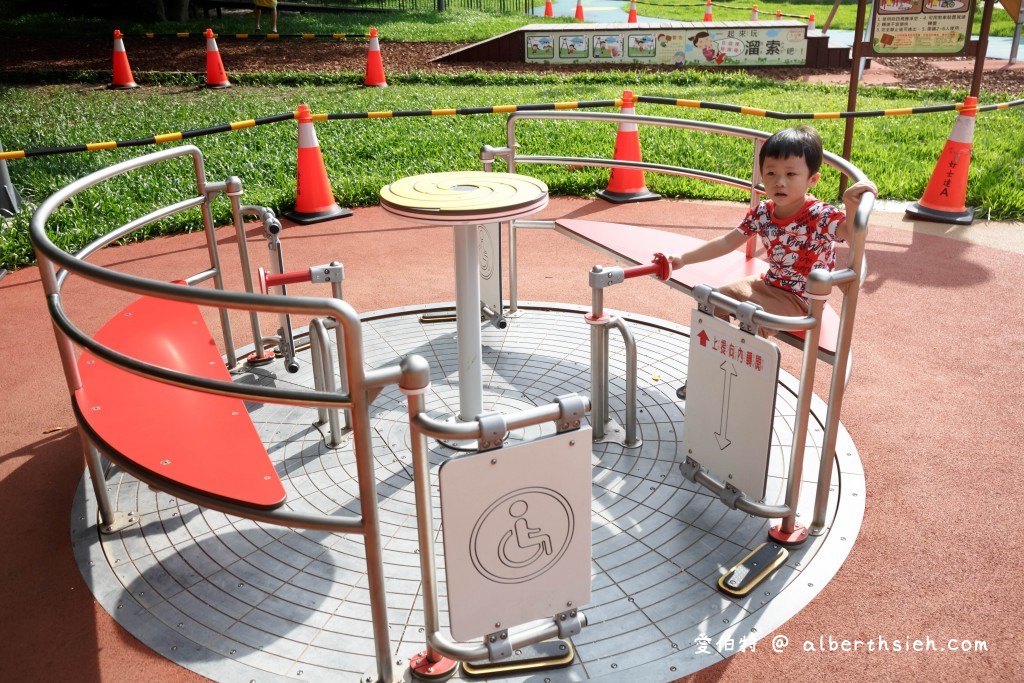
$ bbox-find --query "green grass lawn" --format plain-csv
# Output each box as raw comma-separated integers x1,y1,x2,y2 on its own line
1,6,1022,271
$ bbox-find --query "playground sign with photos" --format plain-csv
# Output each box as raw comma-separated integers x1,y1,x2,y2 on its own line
525,22,808,67
869,0,976,55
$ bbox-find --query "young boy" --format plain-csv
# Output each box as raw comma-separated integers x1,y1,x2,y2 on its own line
254,0,278,33
667,125,876,400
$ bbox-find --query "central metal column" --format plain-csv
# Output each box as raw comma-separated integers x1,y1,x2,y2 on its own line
454,223,483,421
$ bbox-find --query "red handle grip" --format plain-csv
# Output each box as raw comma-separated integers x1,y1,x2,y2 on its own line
258,267,312,294
623,253,671,282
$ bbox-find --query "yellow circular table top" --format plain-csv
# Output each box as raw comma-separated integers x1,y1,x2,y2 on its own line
380,171,548,222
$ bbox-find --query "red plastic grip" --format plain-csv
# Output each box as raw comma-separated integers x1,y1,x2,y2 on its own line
623,253,671,281
262,268,312,291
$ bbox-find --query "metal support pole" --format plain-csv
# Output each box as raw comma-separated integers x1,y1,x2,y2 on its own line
0,141,22,217
839,0,869,198
331,274,351,429
610,317,640,448
589,270,608,440
82,436,136,534
1011,5,1024,66
309,319,341,446
403,356,447,665
347,342,395,683
772,296,825,542
970,0,996,98
454,223,483,421
746,139,764,259
198,183,237,367
225,178,264,360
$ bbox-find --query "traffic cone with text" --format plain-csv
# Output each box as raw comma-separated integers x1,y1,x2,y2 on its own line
905,96,977,225
110,30,138,90
628,0,638,23
285,104,352,224
596,91,660,204
544,0,554,17
703,0,713,22
364,28,388,87
204,28,231,88
575,0,585,21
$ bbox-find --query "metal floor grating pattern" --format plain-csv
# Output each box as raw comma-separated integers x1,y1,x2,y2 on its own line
71,303,864,682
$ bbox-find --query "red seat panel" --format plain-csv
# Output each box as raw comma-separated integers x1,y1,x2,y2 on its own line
555,218,838,356
75,295,286,510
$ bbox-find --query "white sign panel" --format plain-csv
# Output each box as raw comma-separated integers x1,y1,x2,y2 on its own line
439,428,592,641
526,23,807,67
478,223,502,320
681,312,779,499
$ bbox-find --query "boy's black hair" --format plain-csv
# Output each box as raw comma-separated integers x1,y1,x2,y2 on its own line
759,125,823,174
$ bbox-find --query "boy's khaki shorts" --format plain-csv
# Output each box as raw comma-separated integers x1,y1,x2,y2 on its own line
715,275,808,337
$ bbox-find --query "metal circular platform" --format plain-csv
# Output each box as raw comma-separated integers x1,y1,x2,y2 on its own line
71,303,864,682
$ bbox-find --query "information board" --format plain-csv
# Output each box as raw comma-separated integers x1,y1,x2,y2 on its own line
870,0,976,56
525,22,808,67
681,312,780,499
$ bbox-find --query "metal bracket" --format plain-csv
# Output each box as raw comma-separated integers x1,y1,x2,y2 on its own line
484,629,512,661
310,262,345,284
679,456,701,483
692,283,715,315
480,144,514,172
734,301,763,335
476,411,507,452
555,608,582,639
720,483,743,510
555,394,586,433
588,265,625,289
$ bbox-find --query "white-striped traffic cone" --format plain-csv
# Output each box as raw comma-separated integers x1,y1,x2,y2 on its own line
110,29,138,90
905,96,977,225
204,28,231,88
596,91,660,204
285,104,352,224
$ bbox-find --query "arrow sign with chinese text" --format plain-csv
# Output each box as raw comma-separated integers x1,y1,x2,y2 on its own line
681,311,780,499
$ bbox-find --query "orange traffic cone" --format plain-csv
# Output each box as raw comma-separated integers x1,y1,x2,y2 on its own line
364,27,388,87
808,13,816,30
544,0,553,16
204,28,231,89
285,104,352,224
596,91,660,204
627,0,638,22
703,0,713,21
775,9,782,18
905,97,977,225
575,0,585,21
110,30,138,90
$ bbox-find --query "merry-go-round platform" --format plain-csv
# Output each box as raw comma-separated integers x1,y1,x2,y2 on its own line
69,300,863,682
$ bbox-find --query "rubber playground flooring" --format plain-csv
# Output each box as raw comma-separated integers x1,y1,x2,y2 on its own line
1,196,1022,681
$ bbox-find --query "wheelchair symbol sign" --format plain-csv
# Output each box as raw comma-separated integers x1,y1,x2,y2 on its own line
439,428,592,640
470,487,574,584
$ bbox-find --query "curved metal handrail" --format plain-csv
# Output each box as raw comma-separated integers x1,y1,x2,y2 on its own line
30,145,399,683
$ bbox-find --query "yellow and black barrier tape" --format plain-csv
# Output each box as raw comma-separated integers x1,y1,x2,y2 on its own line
637,95,1024,120
326,99,619,121
0,100,619,161
3,96,1022,162
139,32,369,40
0,112,298,160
